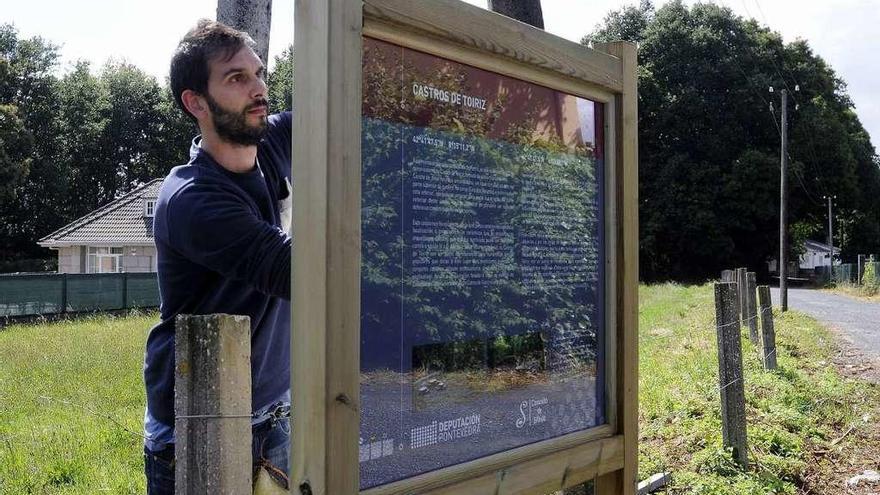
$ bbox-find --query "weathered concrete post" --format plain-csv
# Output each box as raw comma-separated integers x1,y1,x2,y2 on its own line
175,313,252,494
714,283,748,468
720,270,738,331
757,286,778,370
746,272,759,345
735,267,747,326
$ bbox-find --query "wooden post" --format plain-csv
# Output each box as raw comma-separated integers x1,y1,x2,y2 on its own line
175,314,252,494
735,267,747,325
290,1,638,491
757,286,778,370
714,283,748,468
593,39,639,495
745,272,758,345
292,0,362,493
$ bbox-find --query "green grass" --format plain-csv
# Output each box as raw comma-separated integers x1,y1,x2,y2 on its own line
0,311,156,494
828,282,880,300
639,283,880,494
1,286,877,494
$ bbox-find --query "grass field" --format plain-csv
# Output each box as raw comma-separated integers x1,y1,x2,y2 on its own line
0,311,155,494
1,286,878,494
828,283,880,302
639,284,880,494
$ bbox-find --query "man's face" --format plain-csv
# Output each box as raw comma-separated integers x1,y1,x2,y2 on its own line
203,46,269,146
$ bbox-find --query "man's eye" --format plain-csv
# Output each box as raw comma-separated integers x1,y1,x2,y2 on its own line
230,75,241,83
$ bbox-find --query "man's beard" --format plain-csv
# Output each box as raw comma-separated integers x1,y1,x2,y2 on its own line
205,93,269,146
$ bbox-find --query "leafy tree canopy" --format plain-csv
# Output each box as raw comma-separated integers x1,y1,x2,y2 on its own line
0,23,295,268
584,1,879,281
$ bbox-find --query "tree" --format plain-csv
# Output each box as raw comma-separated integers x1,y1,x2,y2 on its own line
585,1,879,280
0,24,199,268
0,104,32,204
583,0,653,44
98,61,168,194
268,45,293,112
0,24,64,263
57,61,110,217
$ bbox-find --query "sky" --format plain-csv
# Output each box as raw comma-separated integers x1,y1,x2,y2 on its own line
3,0,878,148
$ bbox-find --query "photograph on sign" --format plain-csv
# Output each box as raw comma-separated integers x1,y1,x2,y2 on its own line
359,37,607,489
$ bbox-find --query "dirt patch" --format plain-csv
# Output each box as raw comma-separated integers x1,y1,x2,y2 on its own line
827,325,880,384
799,326,880,494
801,416,880,495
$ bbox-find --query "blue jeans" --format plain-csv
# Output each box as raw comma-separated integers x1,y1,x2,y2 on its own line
143,417,290,494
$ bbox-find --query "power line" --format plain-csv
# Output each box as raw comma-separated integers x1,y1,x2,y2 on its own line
748,0,823,183
790,163,822,205
751,0,806,93
707,0,826,207
734,0,800,108
720,33,821,204
770,104,826,204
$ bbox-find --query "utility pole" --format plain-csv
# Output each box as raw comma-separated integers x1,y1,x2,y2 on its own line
778,88,789,311
823,195,835,267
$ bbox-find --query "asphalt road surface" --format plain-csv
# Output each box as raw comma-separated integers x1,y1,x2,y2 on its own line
771,287,880,361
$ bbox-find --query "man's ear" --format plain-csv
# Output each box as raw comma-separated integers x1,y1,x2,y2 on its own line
181,89,208,120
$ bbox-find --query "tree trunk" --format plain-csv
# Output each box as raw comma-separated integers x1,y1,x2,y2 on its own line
487,0,544,29
217,0,273,64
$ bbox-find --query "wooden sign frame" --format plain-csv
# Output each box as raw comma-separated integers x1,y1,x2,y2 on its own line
291,0,638,493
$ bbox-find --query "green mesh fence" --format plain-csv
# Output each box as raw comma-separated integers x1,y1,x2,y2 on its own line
0,275,64,316
0,272,158,317
67,274,124,311
833,264,854,284
127,273,161,307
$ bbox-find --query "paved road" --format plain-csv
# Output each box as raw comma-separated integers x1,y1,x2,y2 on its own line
771,287,880,359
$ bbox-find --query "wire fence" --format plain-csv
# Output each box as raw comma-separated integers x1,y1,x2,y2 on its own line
0,272,159,317
832,264,855,285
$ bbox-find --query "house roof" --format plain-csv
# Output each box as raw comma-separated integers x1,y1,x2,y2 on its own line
38,179,163,248
804,239,841,254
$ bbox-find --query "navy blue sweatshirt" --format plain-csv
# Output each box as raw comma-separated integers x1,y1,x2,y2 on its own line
144,112,292,427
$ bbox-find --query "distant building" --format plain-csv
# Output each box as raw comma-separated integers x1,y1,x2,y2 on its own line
38,179,162,274
799,239,840,270
768,239,840,274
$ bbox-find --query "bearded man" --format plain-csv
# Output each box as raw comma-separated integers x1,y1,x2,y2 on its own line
142,20,292,494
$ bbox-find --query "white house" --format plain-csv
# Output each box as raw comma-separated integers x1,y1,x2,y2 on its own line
38,179,162,274
768,239,840,274
799,239,840,270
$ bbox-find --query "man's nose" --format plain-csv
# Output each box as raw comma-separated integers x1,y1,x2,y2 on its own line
252,76,267,99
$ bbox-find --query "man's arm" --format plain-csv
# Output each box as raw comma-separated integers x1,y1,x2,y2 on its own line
166,182,291,299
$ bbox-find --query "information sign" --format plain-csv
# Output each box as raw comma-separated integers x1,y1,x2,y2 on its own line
291,1,638,493
359,37,607,489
